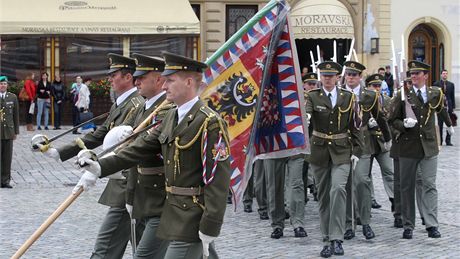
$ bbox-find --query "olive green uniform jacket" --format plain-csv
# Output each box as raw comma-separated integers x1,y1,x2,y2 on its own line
305,87,363,165
357,88,392,155
0,92,20,139
390,86,451,159
98,99,231,242
57,90,144,207
126,94,171,219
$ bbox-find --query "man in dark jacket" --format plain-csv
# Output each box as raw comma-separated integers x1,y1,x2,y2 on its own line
434,69,456,146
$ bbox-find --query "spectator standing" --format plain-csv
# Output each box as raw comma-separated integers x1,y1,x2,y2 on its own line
433,69,456,146
24,72,37,131
384,65,394,97
378,67,390,96
36,72,51,130
51,74,65,130
69,76,83,134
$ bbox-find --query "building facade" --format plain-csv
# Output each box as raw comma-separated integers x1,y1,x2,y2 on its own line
192,0,459,90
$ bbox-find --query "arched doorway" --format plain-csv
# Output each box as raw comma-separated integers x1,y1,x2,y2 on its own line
408,24,441,84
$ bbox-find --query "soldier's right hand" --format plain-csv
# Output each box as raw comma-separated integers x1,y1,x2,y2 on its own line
76,156,101,177
403,118,417,128
31,134,49,152
72,170,98,193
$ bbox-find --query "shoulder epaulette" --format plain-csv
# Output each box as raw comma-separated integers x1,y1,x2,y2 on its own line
130,96,144,108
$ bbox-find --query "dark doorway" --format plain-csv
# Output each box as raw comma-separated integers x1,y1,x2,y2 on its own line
295,38,352,74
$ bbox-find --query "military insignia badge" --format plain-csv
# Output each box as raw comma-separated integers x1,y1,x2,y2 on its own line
350,63,355,68
326,64,331,69
212,142,229,161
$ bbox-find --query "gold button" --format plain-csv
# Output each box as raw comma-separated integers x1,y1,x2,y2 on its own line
328,142,332,145
330,121,333,124
183,204,187,208
420,116,423,118
168,143,172,147
420,125,422,128
420,134,422,137
137,180,140,184
158,173,163,176
153,184,157,187
167,160,170,164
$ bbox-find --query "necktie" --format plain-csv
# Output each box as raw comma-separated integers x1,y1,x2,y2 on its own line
328,93,333,106
173,110,179,127
417,89,424,104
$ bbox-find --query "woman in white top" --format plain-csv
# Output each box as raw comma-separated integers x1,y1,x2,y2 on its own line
75,82,90,112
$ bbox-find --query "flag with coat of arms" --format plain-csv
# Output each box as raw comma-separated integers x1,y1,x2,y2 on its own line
200,0,309,207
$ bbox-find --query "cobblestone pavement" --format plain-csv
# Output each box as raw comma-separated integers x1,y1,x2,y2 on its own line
0,126,459,258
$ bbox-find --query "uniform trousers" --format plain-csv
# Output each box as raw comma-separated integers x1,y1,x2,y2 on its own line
394,157,424,222
369,151,394,199
0,139,13,185
345,154,372,229
91,207,144,259
302,161,315,200
134,216,168,259
400,156,438,230
264,156,305,230
311,163,350,243
243,160,267,214
163,241,218,259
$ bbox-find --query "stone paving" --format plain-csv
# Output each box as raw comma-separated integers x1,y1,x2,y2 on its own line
0,125,459,258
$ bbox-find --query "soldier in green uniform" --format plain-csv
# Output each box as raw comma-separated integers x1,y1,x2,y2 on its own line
0,76,19,189
365,74,395,216
125,53,172,258
75,52,231,259
390,60,454,239
305,61,363,258
342,61,391,241
33,53,145,259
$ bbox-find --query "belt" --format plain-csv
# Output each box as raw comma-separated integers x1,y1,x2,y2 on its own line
312,130,349,140
165,185,203,196
137,166,163,175
370,130,382,136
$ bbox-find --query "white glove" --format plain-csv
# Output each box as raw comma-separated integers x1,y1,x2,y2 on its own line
384,140,392,151
403,118,417,128
76,156,101,177
125,204,133,218
368,117,378,128
447,126,455,136
350,155,359,170
36,144,60,161
107,171,126,180
103,125,133,150
72,170,98,193
306,113,311,124
199,231,216,257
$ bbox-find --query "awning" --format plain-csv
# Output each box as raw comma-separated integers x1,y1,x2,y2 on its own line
290,0,354,39
0,0,200,35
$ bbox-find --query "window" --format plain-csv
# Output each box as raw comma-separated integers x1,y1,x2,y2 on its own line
191,4,201,21
226,5,258,40
0,36,43,81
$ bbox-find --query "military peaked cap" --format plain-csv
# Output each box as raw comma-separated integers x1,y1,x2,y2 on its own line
343,61,366,73
408,60,430,72
161,51,208,76
0,76,8,82
317,61,342,75
132,53,165,77
302,72,318,83
107,53,136,74
365,73,384,85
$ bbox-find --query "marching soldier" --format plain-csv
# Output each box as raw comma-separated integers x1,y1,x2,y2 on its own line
305,61,363,258
0,76,19,189
342,62,391,241
125,53,173,258
365,74,395,215
33,53,145,258
390,60,454,239
75,52,231,259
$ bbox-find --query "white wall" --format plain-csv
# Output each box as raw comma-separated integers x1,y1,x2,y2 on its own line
392,0,459,99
